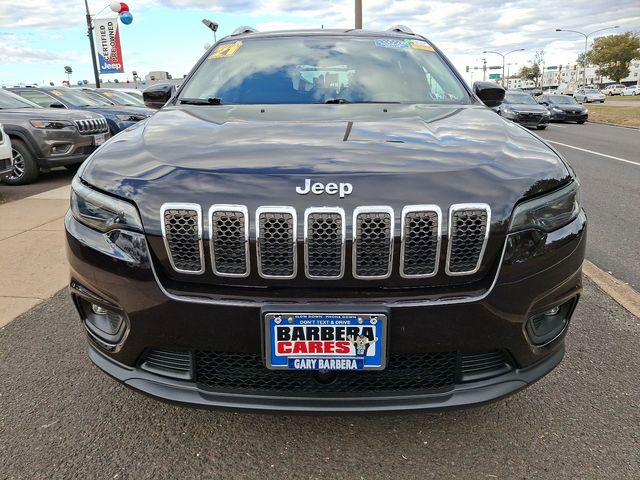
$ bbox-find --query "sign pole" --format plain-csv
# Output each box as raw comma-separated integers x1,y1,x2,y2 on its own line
84,0,101,88
355,0,362,29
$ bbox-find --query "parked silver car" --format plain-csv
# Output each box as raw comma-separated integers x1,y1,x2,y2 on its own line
573,88,605,103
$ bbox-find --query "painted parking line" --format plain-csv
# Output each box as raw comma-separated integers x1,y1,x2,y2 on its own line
546,140,640,167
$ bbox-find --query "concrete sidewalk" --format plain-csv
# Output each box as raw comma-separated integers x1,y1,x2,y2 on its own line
0,185,71,327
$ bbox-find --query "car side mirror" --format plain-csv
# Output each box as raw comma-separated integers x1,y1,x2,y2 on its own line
473,81,505,108
49,102,65,109
143,83,175,109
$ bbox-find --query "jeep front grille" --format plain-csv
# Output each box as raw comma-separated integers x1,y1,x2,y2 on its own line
304,207,345,279
400,205,441,278
74,118,109,135
353,207,394,279
210,205,249,277
256,207,297,279
161,204,204,274
446,204,490,275
159,203,492,280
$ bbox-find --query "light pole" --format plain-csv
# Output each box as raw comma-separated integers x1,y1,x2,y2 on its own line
483,49,525,87
555,26,619,87
506,62,517,89
202,19,219,42
83,0,101,87
355,0,362,29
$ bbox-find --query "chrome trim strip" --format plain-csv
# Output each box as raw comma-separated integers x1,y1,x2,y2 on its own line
400,205,442,278
352,206,395,280
147,235,510,308
255,206,297,280
160,202,205,275
303,206,346,280
208,204,250,278
445,203,491,276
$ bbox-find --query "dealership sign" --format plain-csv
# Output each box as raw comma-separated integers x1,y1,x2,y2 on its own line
94,18,125,74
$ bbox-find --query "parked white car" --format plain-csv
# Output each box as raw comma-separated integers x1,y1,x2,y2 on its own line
574,88,606,103
621,85,640,96
602,84,626,96
0,124,14,180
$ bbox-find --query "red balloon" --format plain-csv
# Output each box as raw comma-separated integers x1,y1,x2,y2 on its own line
119,2,129,12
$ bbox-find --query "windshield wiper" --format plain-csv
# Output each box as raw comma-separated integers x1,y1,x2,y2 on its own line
324,98,401,104
180,97,223,105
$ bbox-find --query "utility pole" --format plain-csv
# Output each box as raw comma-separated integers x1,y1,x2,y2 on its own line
355,0,362,29
84,0,101,88
483,49,525,87
482,58,487,81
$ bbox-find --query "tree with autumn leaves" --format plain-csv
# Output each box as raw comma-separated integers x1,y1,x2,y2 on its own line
585,32,640,83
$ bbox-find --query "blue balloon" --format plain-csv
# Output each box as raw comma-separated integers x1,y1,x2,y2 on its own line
77,80,83,86
120,11,133,25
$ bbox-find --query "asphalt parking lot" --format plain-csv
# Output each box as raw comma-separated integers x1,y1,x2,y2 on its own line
0,121,638,479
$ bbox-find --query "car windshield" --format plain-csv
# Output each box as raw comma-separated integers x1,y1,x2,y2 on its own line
584,89,600,94
549,95,578,105
47,88,105,107
179,36,469,105
101,89,145,106
0,89,42,109
504,92,538,105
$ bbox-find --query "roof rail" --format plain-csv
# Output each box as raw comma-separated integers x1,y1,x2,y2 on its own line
386,24,414,35
231,26,259,36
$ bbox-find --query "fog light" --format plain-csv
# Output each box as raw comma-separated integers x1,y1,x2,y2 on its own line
76,297,127,346
526,298,577,345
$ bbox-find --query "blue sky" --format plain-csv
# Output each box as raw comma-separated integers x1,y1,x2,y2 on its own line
1,0,639,86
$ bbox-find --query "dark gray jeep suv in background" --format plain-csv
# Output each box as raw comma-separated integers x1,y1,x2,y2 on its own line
0,89,109,185
66,27,585,413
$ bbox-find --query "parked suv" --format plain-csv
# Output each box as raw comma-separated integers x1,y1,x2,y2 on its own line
66,27,585,413
0,89,109,184
0,124,12,180
602,84,625,96
9,87,152,135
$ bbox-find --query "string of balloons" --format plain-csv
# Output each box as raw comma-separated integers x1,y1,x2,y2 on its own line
109,1,133,24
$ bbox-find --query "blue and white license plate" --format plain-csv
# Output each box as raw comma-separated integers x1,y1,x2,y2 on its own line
264,313,387,370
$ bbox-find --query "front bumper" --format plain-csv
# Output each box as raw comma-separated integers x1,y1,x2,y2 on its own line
549,111,588,122
31,128,110,168
65,210,586,413
503,112,550,127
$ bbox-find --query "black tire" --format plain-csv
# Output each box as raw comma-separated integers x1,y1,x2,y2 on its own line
537,126,547,130
1,138,39,185
577,121,585,124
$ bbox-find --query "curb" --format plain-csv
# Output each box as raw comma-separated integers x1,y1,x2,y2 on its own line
587,120,640,130
582,261,640,319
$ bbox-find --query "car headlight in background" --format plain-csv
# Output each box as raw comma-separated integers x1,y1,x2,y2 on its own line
509,181,581,233
115,114,147,122
542,110,551,116
29,119,74,129
70,176,142,233
552,107,564,113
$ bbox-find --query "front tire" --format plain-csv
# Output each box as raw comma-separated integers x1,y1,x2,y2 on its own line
537,125,547,130
1,139,39,185
577,121,585,124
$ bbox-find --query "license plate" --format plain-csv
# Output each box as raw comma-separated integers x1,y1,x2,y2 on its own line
94,133,106,146
264,313,387,370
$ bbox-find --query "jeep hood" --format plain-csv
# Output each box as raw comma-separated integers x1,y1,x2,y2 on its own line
80,104,571,233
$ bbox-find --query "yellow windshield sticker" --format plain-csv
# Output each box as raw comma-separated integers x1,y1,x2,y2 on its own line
208,41,243,59
51,90,63,96
407,40,435,52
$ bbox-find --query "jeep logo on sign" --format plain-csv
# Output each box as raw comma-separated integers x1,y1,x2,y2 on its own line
295,179,353,198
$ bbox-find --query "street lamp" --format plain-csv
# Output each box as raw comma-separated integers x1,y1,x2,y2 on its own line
555,26,619,87
202,19,219,42
483,49,525,87
64,66,73,86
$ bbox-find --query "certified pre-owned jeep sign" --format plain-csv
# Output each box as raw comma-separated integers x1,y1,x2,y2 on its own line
295,179,353,198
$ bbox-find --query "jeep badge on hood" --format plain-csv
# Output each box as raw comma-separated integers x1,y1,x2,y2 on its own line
295,179,353,198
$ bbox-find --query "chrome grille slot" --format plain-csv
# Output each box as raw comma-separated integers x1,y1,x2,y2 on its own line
209,205,249,277
256,207,297,279
401,205,441,278
353,207,394,279
304,207,345,279
446,204,490,275
74,118,109,135
161,203,204,274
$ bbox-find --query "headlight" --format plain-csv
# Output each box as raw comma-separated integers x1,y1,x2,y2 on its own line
509,181,580,233
29,119,74,129
552,107,563,113
70,176,143,233
542,110,551,116
115,114,146,122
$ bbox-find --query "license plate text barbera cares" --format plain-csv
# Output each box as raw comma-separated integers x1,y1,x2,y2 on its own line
275,324,376,355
